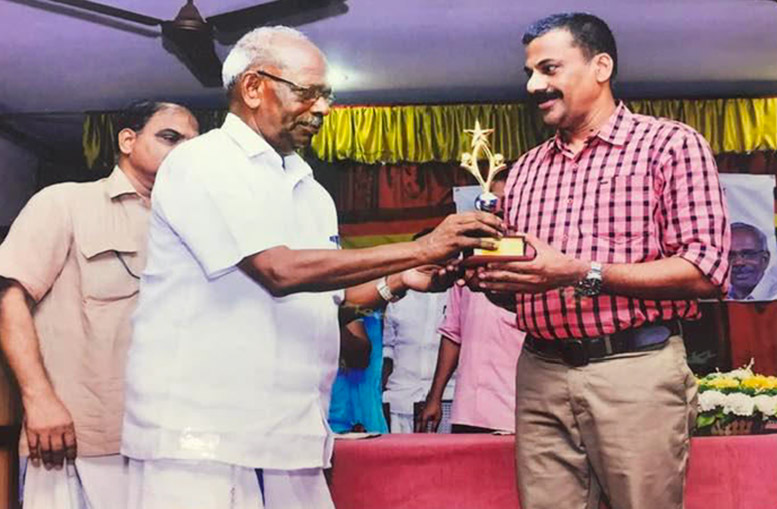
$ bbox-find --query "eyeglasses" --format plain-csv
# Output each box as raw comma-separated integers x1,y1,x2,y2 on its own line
729,249,767,262
253,70,335,105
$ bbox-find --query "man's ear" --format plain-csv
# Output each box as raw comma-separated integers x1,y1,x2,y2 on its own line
593,53,614,84
117,128,136,157
240,72,264,109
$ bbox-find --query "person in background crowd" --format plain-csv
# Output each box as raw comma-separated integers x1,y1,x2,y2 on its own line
0,100,198,509
382,230,455,433
329,313,389,433
419,177,526,435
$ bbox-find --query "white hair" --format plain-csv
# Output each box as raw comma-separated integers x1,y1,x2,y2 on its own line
222,26,314,92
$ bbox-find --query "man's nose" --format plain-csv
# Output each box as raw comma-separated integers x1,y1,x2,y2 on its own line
526,71,546,95
310,95,330,116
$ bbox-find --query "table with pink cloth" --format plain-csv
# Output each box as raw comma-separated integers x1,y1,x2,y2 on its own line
329,433,777,508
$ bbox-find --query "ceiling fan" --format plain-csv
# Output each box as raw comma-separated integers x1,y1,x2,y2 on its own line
36,0,349,87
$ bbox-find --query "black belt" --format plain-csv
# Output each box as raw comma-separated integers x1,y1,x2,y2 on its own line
524,321,681,367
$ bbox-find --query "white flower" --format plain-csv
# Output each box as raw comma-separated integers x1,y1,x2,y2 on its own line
723,393,755,416
753,395,777,417
728,368,754,380
699,390,727,412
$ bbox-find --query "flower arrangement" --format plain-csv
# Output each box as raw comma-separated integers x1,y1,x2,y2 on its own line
696,360,777,435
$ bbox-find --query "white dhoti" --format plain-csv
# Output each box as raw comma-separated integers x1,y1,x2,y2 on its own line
23,455,129,509
389,412,415,433
127,458,334,509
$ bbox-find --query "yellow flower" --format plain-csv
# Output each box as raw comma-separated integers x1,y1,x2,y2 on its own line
705,377,740,390
742,375,777,392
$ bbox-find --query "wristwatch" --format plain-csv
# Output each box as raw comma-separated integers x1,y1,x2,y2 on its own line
377,276,402,303
575,261,603,297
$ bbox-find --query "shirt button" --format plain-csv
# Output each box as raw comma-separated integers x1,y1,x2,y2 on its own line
562,234,569,242
568,198,573,205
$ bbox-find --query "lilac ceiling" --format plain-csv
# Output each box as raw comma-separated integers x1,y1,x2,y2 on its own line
1,0,776,154
2,0,777,114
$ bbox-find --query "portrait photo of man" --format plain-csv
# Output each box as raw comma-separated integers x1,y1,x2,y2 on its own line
728,222,773,300
720,174,777,302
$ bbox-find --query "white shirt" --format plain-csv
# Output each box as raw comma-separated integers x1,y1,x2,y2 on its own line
382,291,455,414
122,113,342,470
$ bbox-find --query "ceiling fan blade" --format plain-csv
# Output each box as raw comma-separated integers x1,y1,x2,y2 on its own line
44,0,163,26
7,0,160,37
207,0,348,35
161,23,223,88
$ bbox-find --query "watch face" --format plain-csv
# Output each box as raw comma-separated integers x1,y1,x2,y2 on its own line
576,277,602,297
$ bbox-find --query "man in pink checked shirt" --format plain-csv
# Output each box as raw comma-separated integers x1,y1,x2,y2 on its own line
466,12,730,509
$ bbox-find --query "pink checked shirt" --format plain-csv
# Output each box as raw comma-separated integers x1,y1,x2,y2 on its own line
504,103,730,340
438,286,525,432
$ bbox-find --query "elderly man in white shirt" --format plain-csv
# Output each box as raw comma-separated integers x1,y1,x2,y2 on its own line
383,289,455,433
121,26,503,509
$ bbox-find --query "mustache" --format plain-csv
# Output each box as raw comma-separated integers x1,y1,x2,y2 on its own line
530,89,563,104
300,116,324,128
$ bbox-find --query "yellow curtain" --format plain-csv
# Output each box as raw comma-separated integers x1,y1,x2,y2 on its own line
310,103,550,164
311,98,777,163
83,113,117,171
626,98,777,155
83,97,777,170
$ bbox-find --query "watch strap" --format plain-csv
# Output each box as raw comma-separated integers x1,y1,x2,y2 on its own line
377,276,401,303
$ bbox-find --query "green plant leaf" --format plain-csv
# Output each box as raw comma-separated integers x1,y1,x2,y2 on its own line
696,414,716,428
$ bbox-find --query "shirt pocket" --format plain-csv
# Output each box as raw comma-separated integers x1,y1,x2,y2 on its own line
578,173,653,244
78,239,142,302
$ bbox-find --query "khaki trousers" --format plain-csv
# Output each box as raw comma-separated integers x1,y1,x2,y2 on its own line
515,336,697,509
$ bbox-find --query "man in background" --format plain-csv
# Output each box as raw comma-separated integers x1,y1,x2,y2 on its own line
329,314,388,433
382,231,454,432
419,285,524,434
0,101,198,508
419,179,525,434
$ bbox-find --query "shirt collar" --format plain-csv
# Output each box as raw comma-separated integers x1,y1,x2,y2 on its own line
105,166,140,199
221,112,312,185
282,152,313,185
222,112,276,159
551,101,633,154
595,101,632,147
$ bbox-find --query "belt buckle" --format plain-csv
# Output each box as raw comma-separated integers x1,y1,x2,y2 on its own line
560,339,589,367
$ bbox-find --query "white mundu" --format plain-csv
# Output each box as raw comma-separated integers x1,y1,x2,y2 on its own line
23,456,129,509
122,114,341,487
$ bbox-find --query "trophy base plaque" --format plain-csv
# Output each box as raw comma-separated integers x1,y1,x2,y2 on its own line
461,234,534,266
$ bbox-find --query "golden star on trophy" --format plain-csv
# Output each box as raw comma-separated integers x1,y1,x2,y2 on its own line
459,120,532,265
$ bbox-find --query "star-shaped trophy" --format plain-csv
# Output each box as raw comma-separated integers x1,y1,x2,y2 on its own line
459,120,532,265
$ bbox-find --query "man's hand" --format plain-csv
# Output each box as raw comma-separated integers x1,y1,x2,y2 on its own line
416,398,442,433
416,212,504,264
400,263,459,293
474,233,589,293
24,392,76,469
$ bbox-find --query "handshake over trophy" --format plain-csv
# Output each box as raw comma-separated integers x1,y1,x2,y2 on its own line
459,121,533,265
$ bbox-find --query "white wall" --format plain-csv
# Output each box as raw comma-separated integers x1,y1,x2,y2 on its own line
0,135,38,227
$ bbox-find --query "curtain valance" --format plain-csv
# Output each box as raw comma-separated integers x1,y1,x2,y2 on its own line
83,97,777,171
